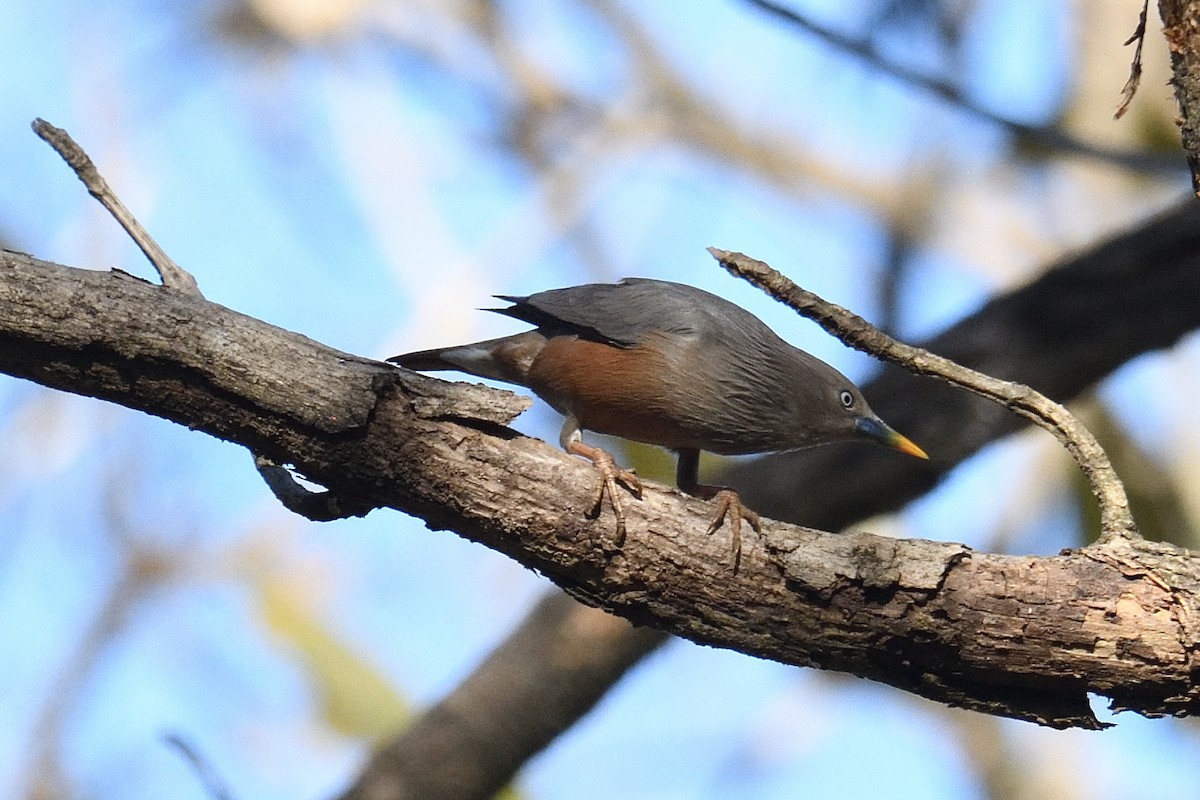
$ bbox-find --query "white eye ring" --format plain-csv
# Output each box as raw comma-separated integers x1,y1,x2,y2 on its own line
839,390,855,409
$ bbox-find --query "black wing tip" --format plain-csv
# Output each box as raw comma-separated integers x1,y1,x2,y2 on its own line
486,295,546,327
482,294,524,316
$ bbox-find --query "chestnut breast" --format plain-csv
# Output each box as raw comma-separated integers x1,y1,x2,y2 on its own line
524,333,709,450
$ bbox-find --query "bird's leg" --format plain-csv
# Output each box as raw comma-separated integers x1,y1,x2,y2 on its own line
560,418,641,546
676,448,760,572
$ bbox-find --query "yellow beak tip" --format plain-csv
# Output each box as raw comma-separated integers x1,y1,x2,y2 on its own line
892,434,929,460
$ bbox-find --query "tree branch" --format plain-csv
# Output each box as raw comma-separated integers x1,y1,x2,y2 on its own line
725,199,1200,529
340,196,1200,800
1158,0,1200,191
710,247,1137,543
31,119,203,296
744,0,1180,174
338,592,665,800
2,247,1200,729
33,117,387,521
253,454,381,521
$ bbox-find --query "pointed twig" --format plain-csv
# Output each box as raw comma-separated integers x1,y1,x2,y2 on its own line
28,119,378,519
710,247,1138,544
1115,0,1150,120
31,118,203,297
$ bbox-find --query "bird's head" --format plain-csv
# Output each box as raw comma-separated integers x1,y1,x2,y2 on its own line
788,354,927,459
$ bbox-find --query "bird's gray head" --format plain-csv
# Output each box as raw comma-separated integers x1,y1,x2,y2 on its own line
778,349,926,458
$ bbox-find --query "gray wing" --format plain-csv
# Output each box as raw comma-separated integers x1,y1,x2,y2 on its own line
491,278,755,348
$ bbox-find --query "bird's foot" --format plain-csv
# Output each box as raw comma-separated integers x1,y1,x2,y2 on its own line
694,485,760,573
566,441,642,547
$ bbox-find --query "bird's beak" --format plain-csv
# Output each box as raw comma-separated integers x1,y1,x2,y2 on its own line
855,416,929,460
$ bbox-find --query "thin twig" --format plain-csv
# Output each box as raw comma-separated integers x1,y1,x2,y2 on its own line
1115,0,1150,120
27,119,353,520
26,562,148,799
709,247,1138,544
743,0,1176,174
163,734,236,800
31,118,203,297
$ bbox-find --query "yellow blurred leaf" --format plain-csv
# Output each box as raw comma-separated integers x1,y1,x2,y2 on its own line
259,575,408,739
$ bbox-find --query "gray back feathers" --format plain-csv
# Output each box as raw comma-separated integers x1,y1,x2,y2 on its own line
495,279,870,453
494,279,739,347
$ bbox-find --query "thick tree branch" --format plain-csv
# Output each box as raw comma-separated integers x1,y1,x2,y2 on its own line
345,197,1200,800
3,247,1200,729
1158,0,1200,191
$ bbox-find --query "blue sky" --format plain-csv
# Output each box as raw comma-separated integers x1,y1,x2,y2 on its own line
1,1,1198,799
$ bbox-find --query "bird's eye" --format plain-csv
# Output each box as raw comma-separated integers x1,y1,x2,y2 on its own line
839,390,855,409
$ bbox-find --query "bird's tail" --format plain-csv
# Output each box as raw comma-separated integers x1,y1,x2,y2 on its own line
388,347,463,373
388,331,545,386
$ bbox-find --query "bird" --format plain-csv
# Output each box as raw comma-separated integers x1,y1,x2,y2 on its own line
389,278,926,567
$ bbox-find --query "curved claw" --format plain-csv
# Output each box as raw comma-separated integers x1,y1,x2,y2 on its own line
567,441,641,547
697,486,761,573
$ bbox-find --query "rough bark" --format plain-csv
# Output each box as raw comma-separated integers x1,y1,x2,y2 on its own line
3,243,1200,730
344,197,1200,800
1160,0,1200,191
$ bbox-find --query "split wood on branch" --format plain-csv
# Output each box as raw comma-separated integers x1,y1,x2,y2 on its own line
3,248,1200,729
